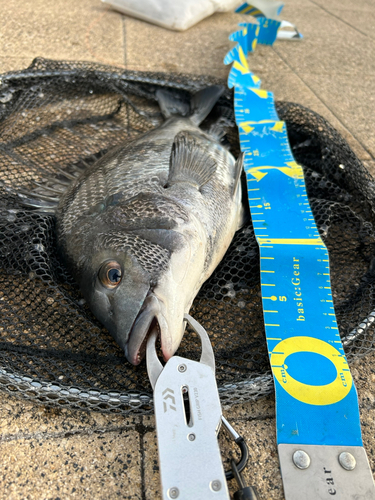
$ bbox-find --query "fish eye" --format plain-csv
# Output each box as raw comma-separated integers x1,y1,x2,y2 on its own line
99,261,122,289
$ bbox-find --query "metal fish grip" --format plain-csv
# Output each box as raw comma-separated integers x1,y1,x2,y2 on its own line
146,314,230,500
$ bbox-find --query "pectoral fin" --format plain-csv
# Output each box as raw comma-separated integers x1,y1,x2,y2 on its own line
167,131,217,190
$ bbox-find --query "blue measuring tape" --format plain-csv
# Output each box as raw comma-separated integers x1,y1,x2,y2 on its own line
224,21,363,448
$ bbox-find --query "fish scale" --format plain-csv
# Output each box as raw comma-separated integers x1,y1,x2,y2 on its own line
94,232,170,276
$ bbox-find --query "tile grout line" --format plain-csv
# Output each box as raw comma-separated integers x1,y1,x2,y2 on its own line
122,17,128,69
138,417,147,500
307,0,374,41
0,423,156,444
272,46,375,160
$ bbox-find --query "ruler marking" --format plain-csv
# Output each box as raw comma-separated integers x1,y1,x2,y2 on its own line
258,238,323,245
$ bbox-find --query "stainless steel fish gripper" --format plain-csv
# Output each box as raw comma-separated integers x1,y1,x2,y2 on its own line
146,313,230,500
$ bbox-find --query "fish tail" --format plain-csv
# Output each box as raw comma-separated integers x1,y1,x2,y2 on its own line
156,85,224,126
189,86,225,125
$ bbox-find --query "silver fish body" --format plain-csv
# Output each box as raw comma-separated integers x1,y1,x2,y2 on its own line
55,87,244,364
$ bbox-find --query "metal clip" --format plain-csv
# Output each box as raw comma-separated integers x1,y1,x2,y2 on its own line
221,416,249,481
146,314,230,500
146,313,216,389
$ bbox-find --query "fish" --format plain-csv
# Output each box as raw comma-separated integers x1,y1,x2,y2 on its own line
21,86,245,365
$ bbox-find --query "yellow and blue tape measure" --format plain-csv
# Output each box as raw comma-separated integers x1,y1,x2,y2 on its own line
225,15,375,499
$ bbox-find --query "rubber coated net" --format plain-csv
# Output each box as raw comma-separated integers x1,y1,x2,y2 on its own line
0,58,374,414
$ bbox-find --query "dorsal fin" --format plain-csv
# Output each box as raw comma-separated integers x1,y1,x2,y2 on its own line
16,161,86,214
167,131,217,190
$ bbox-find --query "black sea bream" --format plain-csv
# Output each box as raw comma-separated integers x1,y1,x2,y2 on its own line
27,86,244,364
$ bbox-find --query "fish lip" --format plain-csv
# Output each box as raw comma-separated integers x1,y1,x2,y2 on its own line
124,291,162,365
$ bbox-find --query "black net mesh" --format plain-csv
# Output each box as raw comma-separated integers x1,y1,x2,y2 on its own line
0,58,375,414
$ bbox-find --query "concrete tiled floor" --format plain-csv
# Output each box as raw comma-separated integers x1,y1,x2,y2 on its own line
1,0,375,498
1,430,142,499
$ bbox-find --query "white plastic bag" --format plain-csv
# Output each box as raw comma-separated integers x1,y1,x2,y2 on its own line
102,0,243,31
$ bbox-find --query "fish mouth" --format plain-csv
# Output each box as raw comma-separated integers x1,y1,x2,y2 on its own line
124,291,165,365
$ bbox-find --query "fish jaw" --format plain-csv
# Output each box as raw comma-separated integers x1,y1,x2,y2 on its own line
124,228,206,365
141,235,207,363
124,293,162,365
123,290,187,366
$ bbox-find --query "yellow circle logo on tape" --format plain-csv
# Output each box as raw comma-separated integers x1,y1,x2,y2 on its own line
270,336,352,406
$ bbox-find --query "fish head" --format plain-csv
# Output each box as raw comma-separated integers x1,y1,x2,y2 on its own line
79,244,154,362
61,186,204,366
75,210,188,365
